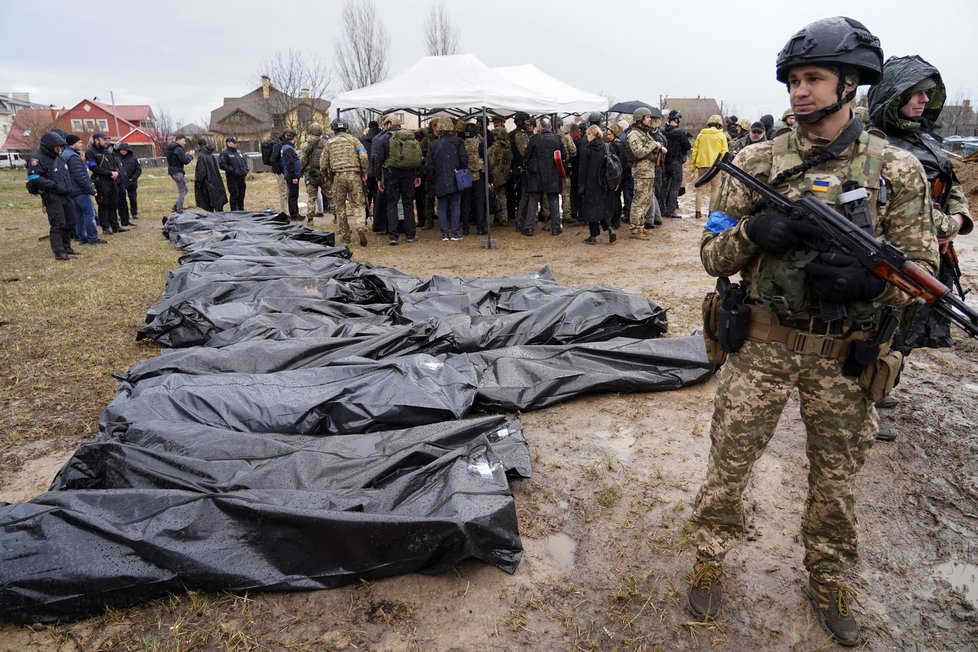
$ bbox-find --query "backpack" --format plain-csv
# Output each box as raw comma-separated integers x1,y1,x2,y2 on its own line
261,138,282,169
600,143,624,191
385,129,423,170
621,130,638,167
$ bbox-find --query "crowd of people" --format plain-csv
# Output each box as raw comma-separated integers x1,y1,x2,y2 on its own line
26,130,141,260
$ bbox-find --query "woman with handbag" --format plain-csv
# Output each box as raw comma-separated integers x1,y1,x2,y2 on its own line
425,117,469,241
577,125,618,244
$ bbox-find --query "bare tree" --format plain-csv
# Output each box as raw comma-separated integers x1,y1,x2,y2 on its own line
936,90,977,137
148,105,175,157
334,0,390,130
12,109,60,152
423,3,460,56
256,50,334,133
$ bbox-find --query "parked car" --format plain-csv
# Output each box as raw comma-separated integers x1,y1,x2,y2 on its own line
0,151,26,169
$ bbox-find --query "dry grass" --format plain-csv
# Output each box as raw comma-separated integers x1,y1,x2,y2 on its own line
0,169,286,484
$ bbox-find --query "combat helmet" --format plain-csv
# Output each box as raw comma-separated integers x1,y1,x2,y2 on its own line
633,107,652,122
667,110,682,123
737,118,751,132
307,122,324,136
707,114,723,128
330,118,347,132
781,108,795,120
775,17,883,124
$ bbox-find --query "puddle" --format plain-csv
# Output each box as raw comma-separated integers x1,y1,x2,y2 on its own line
543,533,577,571
936,561,978,604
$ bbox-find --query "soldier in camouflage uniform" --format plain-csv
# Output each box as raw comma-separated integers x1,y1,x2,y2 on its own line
319,118,369,247
300,123,329,222
625,107,667,240
487,126,512,225
509,113,532,224
868,55,972,351
685,18,939,647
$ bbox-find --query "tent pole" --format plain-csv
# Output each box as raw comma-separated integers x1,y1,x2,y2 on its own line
481,106,495,250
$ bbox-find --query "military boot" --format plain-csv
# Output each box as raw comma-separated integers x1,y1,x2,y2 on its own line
687,561,723,619
630,227,650,240
802,578,861,647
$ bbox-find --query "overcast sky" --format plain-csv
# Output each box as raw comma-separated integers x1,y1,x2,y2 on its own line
3,0,976,127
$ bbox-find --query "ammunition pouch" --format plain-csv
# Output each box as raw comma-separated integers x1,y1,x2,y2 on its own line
702,289,726,366
856,346,903,402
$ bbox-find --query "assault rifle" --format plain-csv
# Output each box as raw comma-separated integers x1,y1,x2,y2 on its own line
695,153,978,339
944,241,969,301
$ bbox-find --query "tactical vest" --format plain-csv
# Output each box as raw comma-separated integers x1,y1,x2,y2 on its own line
889,131,953,208
748,128,888,325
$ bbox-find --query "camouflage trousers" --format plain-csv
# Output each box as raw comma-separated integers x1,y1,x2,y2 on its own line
494,182,508,225
561,177,572,222
330,171,365,244
688,339,878,585
305,176,329,216
629,174,655,229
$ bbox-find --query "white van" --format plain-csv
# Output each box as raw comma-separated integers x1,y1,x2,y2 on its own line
0,151,26,169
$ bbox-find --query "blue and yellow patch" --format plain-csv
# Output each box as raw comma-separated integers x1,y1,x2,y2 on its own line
810,179,831,193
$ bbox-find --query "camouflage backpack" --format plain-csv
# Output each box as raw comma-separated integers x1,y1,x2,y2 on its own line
385,129,423,170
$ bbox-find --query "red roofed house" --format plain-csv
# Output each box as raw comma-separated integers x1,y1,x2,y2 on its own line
3,99,161,157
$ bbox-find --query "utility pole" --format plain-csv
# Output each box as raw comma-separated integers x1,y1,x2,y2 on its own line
110,91,120,139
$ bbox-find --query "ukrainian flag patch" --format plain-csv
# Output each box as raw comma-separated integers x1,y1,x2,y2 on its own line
811,179,831,193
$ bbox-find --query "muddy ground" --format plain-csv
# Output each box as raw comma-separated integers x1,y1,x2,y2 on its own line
2,164,978,651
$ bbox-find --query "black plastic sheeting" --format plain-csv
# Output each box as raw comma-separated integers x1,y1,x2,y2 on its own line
0,417,525,624
0,210,714,624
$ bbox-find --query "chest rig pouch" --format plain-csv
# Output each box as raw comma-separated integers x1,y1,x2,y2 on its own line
749,128,887,325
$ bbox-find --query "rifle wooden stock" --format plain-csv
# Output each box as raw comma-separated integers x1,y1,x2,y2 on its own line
698,153,978,339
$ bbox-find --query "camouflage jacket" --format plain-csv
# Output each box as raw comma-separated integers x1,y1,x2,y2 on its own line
487,138,512,185
701,122,939,324
464,136,485,180
320,132,368,176
301,135,326,170
625,125,663,178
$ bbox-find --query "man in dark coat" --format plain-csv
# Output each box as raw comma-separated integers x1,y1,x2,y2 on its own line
26,131,77,260
662,110,691,217
86,132,125,234
193,138,228,212
279,130,302,220
521,117,567,236
166,135,194,213
115,142,141,220
218,136,249,211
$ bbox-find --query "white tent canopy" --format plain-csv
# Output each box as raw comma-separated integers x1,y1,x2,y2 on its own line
493,64,607,114
331,53,608,116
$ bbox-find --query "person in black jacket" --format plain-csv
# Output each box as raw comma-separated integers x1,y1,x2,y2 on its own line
193,138,228,212
425,117,468,240
360,120,381,222
577,125,618,244
166,136,194,213
86,133,125,234
108,143,134,227
115,142,142,220
27,131,77,260
279,130,302,220
218,136,248,211
662,110,691,217
521,117,567,236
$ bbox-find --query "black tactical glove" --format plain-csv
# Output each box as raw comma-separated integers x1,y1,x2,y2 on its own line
805,252,886,303
744,212,808,255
